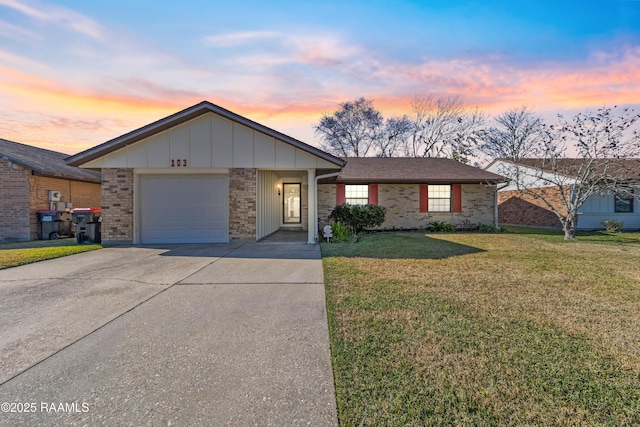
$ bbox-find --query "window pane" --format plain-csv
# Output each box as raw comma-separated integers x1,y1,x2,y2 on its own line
345,185,368,205
428,185,451,198
429,199,450,212
615,194,634,213
428,185,451,212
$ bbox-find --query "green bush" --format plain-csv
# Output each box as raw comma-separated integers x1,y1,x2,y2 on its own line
601,219,624,232
329,204,386,234
426,221,456,232
476,223,501,233
331,222,351,242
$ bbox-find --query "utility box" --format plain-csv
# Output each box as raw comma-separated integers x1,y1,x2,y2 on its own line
37,210,73,240
71,208,102,244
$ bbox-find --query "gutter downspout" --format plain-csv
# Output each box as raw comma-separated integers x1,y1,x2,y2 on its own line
314,171,341,242
494,182,509,229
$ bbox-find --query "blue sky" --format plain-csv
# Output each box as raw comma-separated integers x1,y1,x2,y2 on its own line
1,0,639,153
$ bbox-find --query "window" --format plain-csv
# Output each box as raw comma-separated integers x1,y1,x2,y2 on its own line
428,185,451,212
615,189,634,213
345,185,368,205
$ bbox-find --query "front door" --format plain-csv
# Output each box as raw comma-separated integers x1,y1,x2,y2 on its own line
283,183,301,224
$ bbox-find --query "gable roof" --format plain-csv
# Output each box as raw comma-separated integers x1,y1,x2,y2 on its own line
320,157,506,184
0,138,101,183
489,158,640,182
66,101,345,167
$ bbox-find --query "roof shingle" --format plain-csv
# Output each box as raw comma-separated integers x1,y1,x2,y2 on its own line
0,138,101,183
321,157,506,184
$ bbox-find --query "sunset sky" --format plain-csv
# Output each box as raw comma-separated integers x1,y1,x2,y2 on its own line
1,0,639,154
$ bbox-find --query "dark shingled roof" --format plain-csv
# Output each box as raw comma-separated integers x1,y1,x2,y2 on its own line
320,157,506,184
0,138,101,183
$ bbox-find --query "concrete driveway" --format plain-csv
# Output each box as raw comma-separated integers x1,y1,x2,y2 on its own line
0,242,337,426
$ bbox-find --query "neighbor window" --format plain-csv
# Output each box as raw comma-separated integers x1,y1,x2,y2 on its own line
614,189,634,213
345,185,369,205
428,185,451,212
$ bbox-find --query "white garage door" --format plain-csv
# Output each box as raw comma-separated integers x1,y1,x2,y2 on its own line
139,175,229,244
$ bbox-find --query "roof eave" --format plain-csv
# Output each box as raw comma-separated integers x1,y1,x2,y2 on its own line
332,178,507,184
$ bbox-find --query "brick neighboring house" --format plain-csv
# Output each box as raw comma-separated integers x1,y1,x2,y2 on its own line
66,101,506,245
0,138,102,241
486,158,640,230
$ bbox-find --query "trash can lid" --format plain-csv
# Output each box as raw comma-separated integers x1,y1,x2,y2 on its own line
71,208,102,213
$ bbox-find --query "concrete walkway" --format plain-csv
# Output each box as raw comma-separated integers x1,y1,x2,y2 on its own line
0,242,337,426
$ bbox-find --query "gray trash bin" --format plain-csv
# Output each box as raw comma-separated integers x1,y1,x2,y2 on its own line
37,210,72,240
71,208,102,244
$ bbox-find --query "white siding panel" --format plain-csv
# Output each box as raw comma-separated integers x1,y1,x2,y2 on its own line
169,123,190,162
256,170,280,239
212,115,234,167
233,124,254,167
275,141,296,168
127,141,148,168
147,132,170,167
103,149,129,168
254,133,276,167
189,115,212,168
295,150,317,168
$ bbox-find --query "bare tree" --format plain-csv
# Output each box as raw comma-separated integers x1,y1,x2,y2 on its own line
315,98,383,157
486,106,640,240
480,106,545,161
376,116,412,157
405,94,485,162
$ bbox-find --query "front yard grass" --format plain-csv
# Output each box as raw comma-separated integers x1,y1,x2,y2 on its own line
322,232,640,426
0,238,102,269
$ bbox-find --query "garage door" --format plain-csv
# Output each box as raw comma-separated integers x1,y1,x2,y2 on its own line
139,175,229,244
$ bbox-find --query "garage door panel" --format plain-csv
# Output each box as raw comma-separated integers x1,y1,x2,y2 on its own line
140,175,229,244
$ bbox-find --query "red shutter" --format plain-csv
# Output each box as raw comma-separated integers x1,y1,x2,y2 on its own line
419,184,429,212
452,184,462,213
336,184,346,205
369,184,378,205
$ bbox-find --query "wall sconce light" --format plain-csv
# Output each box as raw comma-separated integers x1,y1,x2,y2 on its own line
276,184,281,196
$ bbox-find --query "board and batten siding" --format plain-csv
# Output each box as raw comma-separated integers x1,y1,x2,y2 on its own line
256,170,280,240
80,112,338,170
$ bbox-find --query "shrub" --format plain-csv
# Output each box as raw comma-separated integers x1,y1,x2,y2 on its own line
426,221,456,232
329,204,386,234
476,223,500,233
601,219,624,233
331,222,351,242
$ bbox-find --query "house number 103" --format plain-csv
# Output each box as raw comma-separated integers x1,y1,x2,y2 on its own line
171,159,187,167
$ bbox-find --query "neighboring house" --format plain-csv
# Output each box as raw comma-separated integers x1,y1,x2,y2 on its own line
486,158,640,230
0,138,102,241
66,101,505,245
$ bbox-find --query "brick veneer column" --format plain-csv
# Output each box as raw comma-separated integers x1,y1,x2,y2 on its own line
229,168,257,240
101,168,134,244
0,158,30,241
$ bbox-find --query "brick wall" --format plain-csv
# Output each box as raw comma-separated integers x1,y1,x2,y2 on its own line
28,175,101,240
317,183,496,229
229,168,256,240
0,158,30,241
101,168,134,244
317,184,336,227
497,187,565,228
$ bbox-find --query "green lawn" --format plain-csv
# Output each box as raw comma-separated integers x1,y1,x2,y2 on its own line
0,238,102,269
322,231,640,426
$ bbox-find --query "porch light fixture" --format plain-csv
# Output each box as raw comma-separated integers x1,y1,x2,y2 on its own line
276,184,281,196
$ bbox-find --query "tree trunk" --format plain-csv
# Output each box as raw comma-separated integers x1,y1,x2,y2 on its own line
562,213,578,240
563,227,576,240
